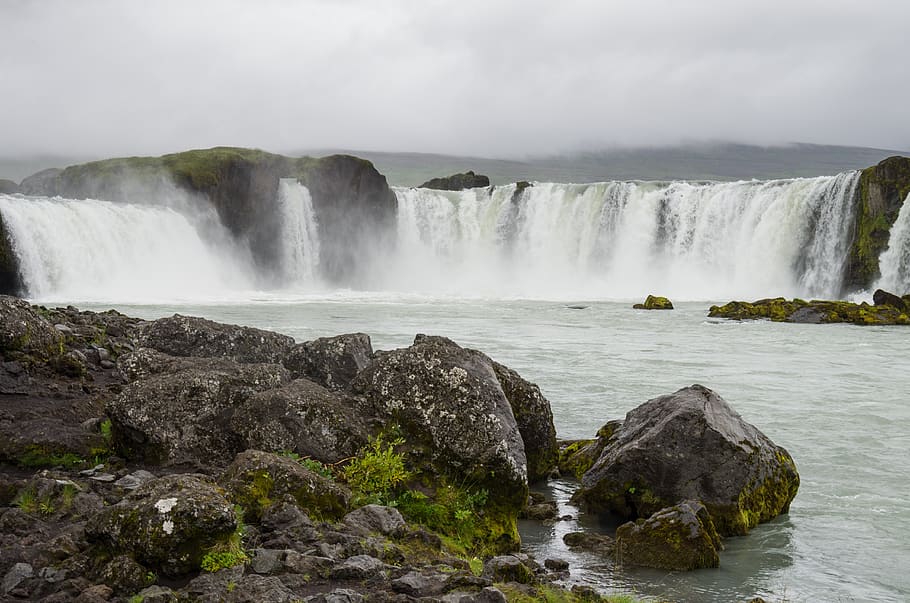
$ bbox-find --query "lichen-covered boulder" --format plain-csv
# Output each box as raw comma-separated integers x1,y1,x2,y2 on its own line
572,385,799,536
232,378,369,463
351,335,528,504
85,474,238,576
219,449,351,521
139,314,295,364
492,361,557,483
0,296,62,359
350,335,533,550
633,295,674,310
615,500,722,571
282,333,373,390
108,352,289,467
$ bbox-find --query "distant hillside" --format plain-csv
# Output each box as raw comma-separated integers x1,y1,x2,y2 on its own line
3,143,908,186
298,143,910,186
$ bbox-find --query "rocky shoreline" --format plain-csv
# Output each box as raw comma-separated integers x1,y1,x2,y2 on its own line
1,297,798,602
708,288,910,325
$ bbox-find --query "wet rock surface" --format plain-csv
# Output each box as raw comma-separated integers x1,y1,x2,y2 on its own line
573,385,799,536
615,500,722,571
709,295,910,325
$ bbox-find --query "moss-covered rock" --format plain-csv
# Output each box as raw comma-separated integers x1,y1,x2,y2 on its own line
615,500,722,571
708,297,910,325
633,295,674,310
0,295,63,359
556,420,622,480
85,474,239,576
843,156,910,292
572,385,799,537
219,449,351,522
0,213,20,296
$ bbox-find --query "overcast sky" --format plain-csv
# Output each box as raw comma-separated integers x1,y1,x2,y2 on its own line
2,0,909,159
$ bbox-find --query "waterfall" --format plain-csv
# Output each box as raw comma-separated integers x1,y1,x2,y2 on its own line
0,194,253,302
391,171,861,300
875,193,910,294
276,179,321,286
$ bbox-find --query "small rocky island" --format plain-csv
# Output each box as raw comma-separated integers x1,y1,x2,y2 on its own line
0,296,797,602
709,289,910,325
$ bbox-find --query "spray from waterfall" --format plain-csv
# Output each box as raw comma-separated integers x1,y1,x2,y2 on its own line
875,193,910,294
0,193,254,302
390,171,861,300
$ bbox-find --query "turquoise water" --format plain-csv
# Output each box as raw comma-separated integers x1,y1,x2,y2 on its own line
66,296,910,603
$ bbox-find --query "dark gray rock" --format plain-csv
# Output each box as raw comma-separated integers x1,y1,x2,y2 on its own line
134,585,178,603
283,333,373,390
482,555,535,584
351,335,529,515
492,361,558,483
249,548,286,574
232,378,369,464
98,554,151,594
572,385,800,536
108,353,289,467
614,500,722,571
0,295,62,359
85,474,238,576
873,288,907,311
562,531,614,553
2,562,33,594
455,587,508,603
224,575,297,602
391,570,448,597
306,589,364,603
220,449,351,521
343,504,406,536
330,554,385,580
418,171,490,191
544,558,569,571
521,501,558,521
140,314,295,364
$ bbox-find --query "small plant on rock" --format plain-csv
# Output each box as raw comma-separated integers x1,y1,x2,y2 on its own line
200,505,249,572
343,434,410,505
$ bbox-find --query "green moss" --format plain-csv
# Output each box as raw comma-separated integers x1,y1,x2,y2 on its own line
557,439,597,479
200,505,248,572
17,445,85,469
228,470,274,522
710,297,910,326
633,295,674,310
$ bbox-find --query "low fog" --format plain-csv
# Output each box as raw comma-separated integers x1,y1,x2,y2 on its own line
2,0,909,159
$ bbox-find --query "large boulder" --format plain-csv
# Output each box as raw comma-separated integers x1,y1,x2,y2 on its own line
491,361,557,482
572,385,799,536
633,295,674,310
350,335,535,550
232,378,369,464
873,288,907,311
0,296,62,360
220,449,351,521
108,351,289,467
282,333,373,390
418,171,491,191
140,314,295,364
615,500,722,571
351,335,528,506
86,474,238,576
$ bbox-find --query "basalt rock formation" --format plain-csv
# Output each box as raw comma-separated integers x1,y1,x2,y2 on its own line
418,171,491,191
843,155,910,292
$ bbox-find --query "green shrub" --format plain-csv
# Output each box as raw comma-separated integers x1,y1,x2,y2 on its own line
343,435,410,504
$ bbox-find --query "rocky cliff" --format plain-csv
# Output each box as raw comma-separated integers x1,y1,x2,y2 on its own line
842,155,910,292
14,147,398,288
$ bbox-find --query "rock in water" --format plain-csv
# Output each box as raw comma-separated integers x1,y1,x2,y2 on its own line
632,295,674,310
873,288,907,311
572,385,799,536
615,500,722,571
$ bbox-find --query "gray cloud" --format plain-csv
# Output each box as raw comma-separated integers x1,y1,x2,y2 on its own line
2,0,908,158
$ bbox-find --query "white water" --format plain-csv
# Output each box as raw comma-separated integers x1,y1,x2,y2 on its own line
875,192,910,294
393,172,861,300
277,179,321,285
0,194,255,302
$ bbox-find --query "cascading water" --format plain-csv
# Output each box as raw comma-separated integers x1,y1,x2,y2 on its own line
0,194,253,302
276,179,321,286
875,192,910,294
392,171,861,300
